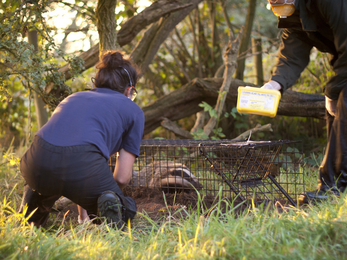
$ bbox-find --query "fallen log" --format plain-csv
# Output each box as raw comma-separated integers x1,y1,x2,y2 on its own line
142,77,325,135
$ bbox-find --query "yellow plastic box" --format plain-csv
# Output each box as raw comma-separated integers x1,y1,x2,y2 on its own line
237,86,281,117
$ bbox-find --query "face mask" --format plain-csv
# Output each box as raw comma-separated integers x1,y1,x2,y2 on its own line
268,0,296,18
128,86,138,101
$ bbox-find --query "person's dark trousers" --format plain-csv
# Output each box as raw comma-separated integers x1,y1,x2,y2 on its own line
318,87,347,193
19,184,60,227
19,135,137,227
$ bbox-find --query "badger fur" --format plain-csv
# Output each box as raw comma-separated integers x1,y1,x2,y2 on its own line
131,161,203,192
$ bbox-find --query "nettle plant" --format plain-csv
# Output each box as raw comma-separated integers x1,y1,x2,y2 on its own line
192,101,245,140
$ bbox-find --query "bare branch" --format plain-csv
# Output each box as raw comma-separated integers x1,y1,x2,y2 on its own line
305,67,322,85
203,32,241,137
117,0,193,46
219,0,235,38
130,0,203,75
188,12,203,78
163,42,191,82
190,111,208,133
174,28,196,69
231,124,273,141
160,117,193,139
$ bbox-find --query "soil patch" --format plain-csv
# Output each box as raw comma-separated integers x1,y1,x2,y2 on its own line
50,187,231,226
123,187,218,221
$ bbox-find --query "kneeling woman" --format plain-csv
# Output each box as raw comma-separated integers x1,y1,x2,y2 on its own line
19,50,144,229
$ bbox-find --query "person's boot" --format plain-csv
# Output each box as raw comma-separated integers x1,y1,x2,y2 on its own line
299,188,340,204
97,191,124,229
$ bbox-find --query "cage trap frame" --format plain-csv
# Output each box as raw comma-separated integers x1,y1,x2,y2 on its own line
110,139,305,206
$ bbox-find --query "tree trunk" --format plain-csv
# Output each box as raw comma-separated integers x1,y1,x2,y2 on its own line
207,0,223,75
28,30,48,129
235,0,257,80
252,38,264,86
95,0,118,54
142,77,325,135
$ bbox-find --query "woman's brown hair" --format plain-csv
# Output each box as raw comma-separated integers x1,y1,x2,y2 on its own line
94,51,138,93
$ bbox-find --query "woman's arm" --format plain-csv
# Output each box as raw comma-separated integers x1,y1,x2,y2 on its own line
113,148,136,190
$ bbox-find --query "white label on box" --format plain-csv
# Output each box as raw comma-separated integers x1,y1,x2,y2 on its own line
264,96,275,110
239,91,275,111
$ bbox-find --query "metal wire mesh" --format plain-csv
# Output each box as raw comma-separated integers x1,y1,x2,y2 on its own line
109,139,305,206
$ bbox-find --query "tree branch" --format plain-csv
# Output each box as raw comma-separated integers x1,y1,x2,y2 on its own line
231,123,273,141
117,0,193,46
160,117,193,139
203,32,241,137
191,111,207,133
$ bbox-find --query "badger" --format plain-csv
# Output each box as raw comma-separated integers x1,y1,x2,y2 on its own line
131,161,203,192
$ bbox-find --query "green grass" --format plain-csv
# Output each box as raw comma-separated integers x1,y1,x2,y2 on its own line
1,146,347,259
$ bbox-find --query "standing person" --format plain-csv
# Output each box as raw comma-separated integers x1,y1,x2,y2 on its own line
262,0,347,202
19,50,145,228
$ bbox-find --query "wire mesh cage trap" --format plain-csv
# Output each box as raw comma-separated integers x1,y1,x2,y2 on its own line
110,139,305,206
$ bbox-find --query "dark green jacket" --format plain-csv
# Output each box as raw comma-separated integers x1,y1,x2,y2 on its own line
270,0,347,100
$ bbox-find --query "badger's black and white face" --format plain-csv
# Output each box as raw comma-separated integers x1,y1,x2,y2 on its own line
160,166,203,191
132,161,203,192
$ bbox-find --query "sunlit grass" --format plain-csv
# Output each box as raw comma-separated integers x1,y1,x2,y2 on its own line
1,146,347,259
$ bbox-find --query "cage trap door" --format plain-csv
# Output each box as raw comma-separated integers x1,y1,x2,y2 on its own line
199,141,296,206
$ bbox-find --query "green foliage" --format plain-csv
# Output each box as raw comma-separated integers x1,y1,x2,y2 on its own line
0,79,28,145
229,107,249,131
303,152,324,168
0,1,86,108
199,101,217,119
192,101,227,140
292,51,333,94
191,128,210,140
0,1,90,145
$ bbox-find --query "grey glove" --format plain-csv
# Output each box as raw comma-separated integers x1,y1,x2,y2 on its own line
261,81,282,91
325,96,337,117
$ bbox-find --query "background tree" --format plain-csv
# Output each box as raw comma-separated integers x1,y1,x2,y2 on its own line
27,30,48,129
235,0,257,81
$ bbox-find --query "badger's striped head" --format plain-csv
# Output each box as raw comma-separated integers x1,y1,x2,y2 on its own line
134,161,203,192
160,165,203,191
